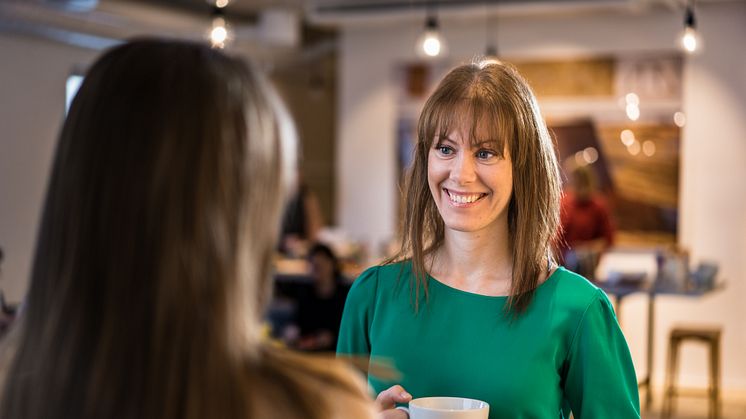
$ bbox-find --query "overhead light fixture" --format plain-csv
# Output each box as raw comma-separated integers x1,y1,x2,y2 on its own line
206,0,230,8
208,4,232,49
484,1,498,57
680,0,699,54
416,4,445,58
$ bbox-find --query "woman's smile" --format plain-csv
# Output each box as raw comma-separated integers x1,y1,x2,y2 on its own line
444,188,488,207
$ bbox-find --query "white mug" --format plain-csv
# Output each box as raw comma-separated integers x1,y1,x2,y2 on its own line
405,396,489,419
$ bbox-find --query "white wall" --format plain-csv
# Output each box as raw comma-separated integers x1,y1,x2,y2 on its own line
0,34,97,302
337,3,746,391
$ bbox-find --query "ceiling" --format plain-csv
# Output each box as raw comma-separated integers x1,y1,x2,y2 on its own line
0,0,732,55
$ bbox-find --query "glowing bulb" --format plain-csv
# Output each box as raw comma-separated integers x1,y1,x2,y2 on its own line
209,17,230,49
583,147,599,164
627,141,641,156
625,92,640,106
575,151,587,167
416,15,445,58
674,111,686,127
211,26,227,47
215,0,229,8
422,34,441,57
626,104,640,121
642,141,656,157
620,129,636,146
681,27,698,53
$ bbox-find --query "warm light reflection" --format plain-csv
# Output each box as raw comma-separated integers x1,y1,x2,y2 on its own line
642,140,656,157
574,151,586,166
674,111,686,127
583,147,599,164
620,129,636,146
626,104,640,121
215,0,229,8
625,93,640,106
627,141,641,156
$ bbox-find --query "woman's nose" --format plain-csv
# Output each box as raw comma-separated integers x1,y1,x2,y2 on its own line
449,153,477,184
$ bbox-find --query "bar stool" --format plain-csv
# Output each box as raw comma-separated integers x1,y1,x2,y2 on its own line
662,325,722,419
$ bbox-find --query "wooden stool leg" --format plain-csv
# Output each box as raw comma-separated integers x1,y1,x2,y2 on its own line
662,338,678,418
671,339,681,417
711,338,721,419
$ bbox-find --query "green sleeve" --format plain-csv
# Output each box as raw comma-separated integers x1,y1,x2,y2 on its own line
563,289,641,418
336,266,379,357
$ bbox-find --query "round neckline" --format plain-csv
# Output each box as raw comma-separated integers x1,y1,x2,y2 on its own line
426,266,565,300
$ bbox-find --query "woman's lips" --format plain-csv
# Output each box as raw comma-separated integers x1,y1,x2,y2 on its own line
444,188,487,205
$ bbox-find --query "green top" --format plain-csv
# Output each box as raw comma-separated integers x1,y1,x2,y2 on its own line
337,262,640,419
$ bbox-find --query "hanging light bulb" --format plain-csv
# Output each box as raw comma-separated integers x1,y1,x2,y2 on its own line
484,1,498,58
207,6,232,49
416,13,446,58
206,0,230,8
680,2,699,54
210,17,229,49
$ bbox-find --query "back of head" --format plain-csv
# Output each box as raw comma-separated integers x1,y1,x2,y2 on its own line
0,38,308,418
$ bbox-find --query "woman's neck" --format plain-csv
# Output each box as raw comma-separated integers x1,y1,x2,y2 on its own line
427,226,514,296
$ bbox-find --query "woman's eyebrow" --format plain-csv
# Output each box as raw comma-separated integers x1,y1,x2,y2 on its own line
472,139,500,147
435,136,457,144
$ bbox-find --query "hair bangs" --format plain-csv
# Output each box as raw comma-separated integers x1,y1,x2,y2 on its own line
422,93,512,157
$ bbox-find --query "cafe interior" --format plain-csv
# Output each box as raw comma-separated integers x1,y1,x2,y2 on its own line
1,0,745,417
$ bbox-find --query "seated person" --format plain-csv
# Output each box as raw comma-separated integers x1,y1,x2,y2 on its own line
559,165,615,276
283,243,350,352
279,180,324,257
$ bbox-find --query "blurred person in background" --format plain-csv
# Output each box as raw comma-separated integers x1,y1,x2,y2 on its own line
337,59,639,418
282,243,350,352
0,39,374,419
558,164,615,278
279,177,324,258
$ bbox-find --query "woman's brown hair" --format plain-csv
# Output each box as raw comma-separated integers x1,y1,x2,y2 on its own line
0,39,372,419
391,58,562,314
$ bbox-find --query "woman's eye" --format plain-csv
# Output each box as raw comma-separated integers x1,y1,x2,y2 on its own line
476,150,495,159
437,145,453,155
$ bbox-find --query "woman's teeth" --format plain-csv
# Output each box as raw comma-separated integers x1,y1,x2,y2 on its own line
447,190,484,204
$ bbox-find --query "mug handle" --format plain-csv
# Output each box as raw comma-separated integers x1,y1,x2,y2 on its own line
395,406,410,417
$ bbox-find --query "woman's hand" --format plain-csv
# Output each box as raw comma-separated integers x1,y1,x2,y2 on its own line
376,385,412,419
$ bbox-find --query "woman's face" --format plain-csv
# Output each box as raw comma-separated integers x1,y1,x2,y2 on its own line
427,123,513,236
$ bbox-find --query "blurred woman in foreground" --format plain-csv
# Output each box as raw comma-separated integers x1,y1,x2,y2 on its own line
0,39,374,419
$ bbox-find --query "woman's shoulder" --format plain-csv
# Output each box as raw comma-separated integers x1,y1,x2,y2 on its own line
349,261,410,291
546,267,608,313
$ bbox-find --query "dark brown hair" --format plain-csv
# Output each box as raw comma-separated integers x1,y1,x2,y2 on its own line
0,39,372,419
391,58,562,314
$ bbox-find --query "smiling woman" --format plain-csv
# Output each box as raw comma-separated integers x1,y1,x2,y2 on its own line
427,131,513,236
337,58,641,419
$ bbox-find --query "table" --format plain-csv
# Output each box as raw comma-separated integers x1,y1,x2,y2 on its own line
598,279,723,411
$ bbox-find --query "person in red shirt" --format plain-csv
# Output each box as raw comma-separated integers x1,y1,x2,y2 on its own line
559,165,615,278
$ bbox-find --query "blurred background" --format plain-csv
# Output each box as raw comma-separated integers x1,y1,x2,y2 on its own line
1,0,745,417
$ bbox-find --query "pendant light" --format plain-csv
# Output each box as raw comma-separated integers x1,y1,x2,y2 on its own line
680,0,699,54
416,2,446,58
484,1,498,57
208,0,232,49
